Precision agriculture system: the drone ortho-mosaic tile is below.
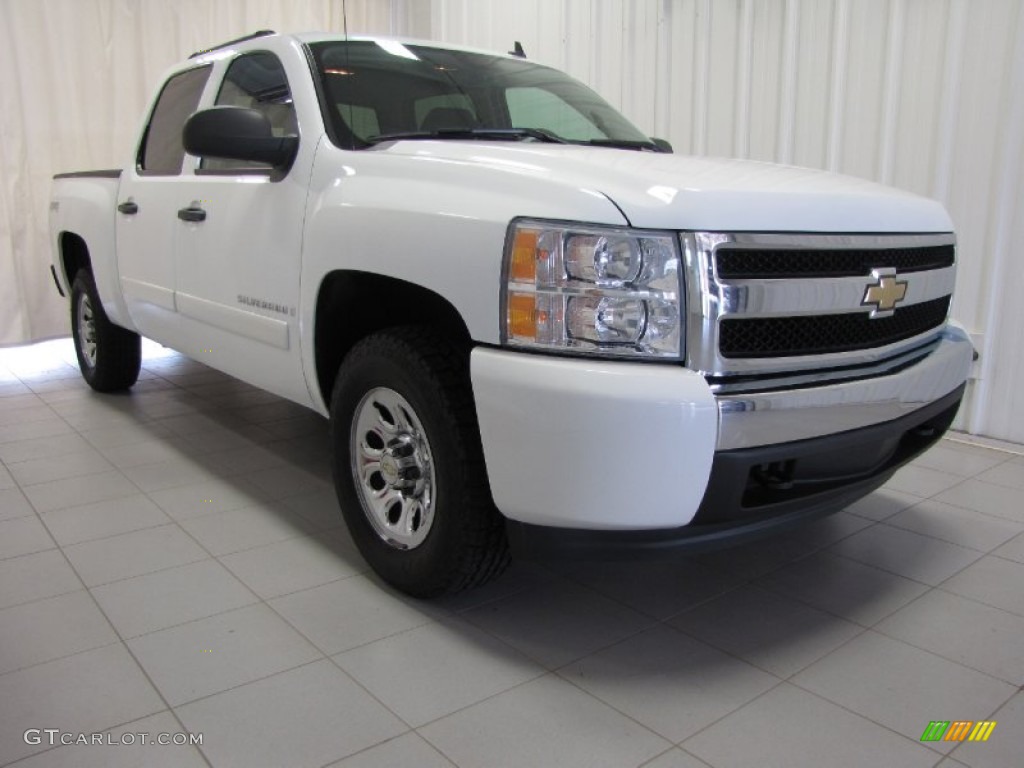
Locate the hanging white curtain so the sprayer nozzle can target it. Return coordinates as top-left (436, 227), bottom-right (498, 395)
top-left (0, 0), bottom-right (420, 347)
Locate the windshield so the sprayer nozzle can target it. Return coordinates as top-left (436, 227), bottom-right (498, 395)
top-left (308, 40), bottom-right (654, 149)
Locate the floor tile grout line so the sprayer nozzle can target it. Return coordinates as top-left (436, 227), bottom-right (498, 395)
top-left (751, 547), bottom-right (962, 632)
top-left (991, 549), bottom-right (1024, 565)
top-left (667, 594), bottom-right (876, 683)
top-left (942, 686), bottom-right (1021, 765)
top-left (782, 669), bottom-right (970, 759)
top-left (881, 499), bottom-right (1024, 552)
top-left (75, 526), bottom-right (320, 768)
top-left (869, 601), bottom-right (1024, 688)
top-left (0, 635), bottom-right (124, 679)
top-left (95, 586), bottom-right (265, 643)
top-left (670, 677), bottom-right (791, 753)
top-left (5, 453), bottom-right (120, 489)
top-left (822, 531), bottom-right (985, 589)
top-left (933, 575), bottom-right (1024, 621)
top-left (546, 629), bottom-right (788, 746)
top-left (900, 485), bottom-right (1024, 526)
top-left (8, 505), bottom-right (217, 768)
top-left (314, 731), bottom-right (451, 768)
top-left (327, 629), bottom-right (543, 738)
top-left (637, 744), bottom-right (710, 768)
top-left (263, 576), bottom-right (441, 658)
top-left (861, 601), bottom-right (1021, 687)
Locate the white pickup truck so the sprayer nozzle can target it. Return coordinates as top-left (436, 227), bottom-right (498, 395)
top-left (50, 31), bottom-right (973, 596)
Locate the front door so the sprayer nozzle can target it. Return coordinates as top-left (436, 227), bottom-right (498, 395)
top-left (171, 51), bottom-right (309, 404)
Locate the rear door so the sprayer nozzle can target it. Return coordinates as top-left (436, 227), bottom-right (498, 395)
top-left (116, 65), bottom-right (211, 339)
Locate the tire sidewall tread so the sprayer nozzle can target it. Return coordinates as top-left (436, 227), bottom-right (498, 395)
top-left (70, 270), bottom-right (141, 392)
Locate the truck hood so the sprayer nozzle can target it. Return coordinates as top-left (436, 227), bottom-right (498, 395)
top-left (375, 140), bottom-right (953, 232)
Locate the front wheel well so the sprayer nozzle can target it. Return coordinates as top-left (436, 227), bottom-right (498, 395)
top-left (314, 271), bottom-right (472, 409)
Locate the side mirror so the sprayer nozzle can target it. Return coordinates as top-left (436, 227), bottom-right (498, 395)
top-left (651, 137), bottom-right (673, 154)
top-left (183, 106), bottom-right (298, 169)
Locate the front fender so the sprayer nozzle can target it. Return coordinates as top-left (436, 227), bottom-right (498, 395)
top-left (299, 141), bottom-right (629, 347)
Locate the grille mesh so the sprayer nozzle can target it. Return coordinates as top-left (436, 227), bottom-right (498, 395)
top-left (715, 245), bottom-right (954, 280)
top-left (719, 297), bottom-right (950, 358)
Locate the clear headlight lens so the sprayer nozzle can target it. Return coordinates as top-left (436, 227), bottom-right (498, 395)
top-left (502, 220), bottom-right (682, 359)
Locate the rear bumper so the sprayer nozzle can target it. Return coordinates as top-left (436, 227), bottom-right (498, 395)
top-left (506, 383), bottom-right (964, 559)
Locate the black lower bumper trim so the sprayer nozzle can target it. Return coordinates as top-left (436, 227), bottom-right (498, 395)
top-left (507, 385), bottom-right (965, 560)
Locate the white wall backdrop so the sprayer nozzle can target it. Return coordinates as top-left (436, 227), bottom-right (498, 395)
top-left (430, 0), bottom-right (1024, 443)
top-left (1, 0), bottom-right (1021, 441)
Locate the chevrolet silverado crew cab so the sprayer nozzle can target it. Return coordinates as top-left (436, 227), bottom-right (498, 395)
top-left (49, 31), bottom-right (974, 596)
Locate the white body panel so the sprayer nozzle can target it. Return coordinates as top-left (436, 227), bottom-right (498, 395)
top-left (471, 348), bottom-right (718, 529)
top-left (299, 139), bottom-right (627, 373)
top-left (49, 176), bottom-right (136, 330)
top-left (351, 141), bottom-right (954, 233)
top-left (117, 173), bottom-right (185, 339)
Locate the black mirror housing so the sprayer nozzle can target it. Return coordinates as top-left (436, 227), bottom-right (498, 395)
top-left (651, 137), bottom-right (673, 154)
top-left (183, 106), bottom-right (298, 169)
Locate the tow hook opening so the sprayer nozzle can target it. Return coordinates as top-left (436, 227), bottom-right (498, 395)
top-left (752, 460), bottom-right (796, 491)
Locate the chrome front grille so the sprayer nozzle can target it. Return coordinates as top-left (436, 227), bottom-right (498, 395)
top-left (682, 232), bottom-right (956, 377)
top-left (719, 296), bottom-right (951, 358)
top-left (714, 244), bottom-right (955, 280)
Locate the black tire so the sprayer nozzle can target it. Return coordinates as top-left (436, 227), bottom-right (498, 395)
top-left (70, 270), bottom-right (141, 392)
top-left (330, 327), bottom-right (509, 597)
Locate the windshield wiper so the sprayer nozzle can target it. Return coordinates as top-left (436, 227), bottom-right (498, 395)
top-left (585, 138), bottom-right (663, 152)
top-left (365, 127), bottom-right (568, 145)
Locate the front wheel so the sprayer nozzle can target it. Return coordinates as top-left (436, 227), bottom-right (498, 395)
top-left (70, 270), bottom-right (141, 392)
top-left (330, 327), bottom-right (509, 597)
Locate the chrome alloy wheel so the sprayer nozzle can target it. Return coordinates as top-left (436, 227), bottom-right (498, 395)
top-left (76, 292), bottom-right (98, 369)
top-left (351, 387), bottom-right (437, 550)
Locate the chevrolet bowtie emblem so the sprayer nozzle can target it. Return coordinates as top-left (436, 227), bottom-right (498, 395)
top-left (862, 271), bottom-right (908, 317)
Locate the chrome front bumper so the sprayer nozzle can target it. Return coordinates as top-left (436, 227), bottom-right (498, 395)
top-left (714, 323), bottom-right (974, 451)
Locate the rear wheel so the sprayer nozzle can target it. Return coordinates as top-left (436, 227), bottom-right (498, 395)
top-left (70, 270), bottom-right (141, 392)
top-left (330, 327), bottom-right (509, 597)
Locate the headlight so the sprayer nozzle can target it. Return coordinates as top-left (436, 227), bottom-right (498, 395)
top-left (502, 219), bottom-right (682, 359)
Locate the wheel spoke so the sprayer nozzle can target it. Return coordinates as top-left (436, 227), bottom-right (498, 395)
top-left (392, 404), bottom-right (418, 437)
top-left (370, 488), bottom-right (402, 527)
top-left (356, 456), bottom-right (381, 486)
top-left (401, 497), bottom-right (428, 536)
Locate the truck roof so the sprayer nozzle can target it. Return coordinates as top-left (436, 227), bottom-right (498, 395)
top-left (188, 30), bottom-right (528, 65)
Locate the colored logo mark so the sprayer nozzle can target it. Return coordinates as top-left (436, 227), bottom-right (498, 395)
top-left (921, 720), bottom-right (997, 742)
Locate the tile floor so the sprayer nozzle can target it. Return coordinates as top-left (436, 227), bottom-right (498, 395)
top-left (1, 338), bottom-right (1022, 768)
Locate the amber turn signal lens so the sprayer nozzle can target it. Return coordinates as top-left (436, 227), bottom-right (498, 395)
top-left (507, 293), bottom-right (537, 339)
top-left (509, 230), bottom-right (539, 282)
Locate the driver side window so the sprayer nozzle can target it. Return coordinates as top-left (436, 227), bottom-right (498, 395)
top-left (203, 52), bottom-right (297, 171)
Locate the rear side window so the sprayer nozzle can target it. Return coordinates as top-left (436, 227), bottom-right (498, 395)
top-left (139, 66), bottom-right (211, 174)
top-left (204, 52), bottom-right (297, 171)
